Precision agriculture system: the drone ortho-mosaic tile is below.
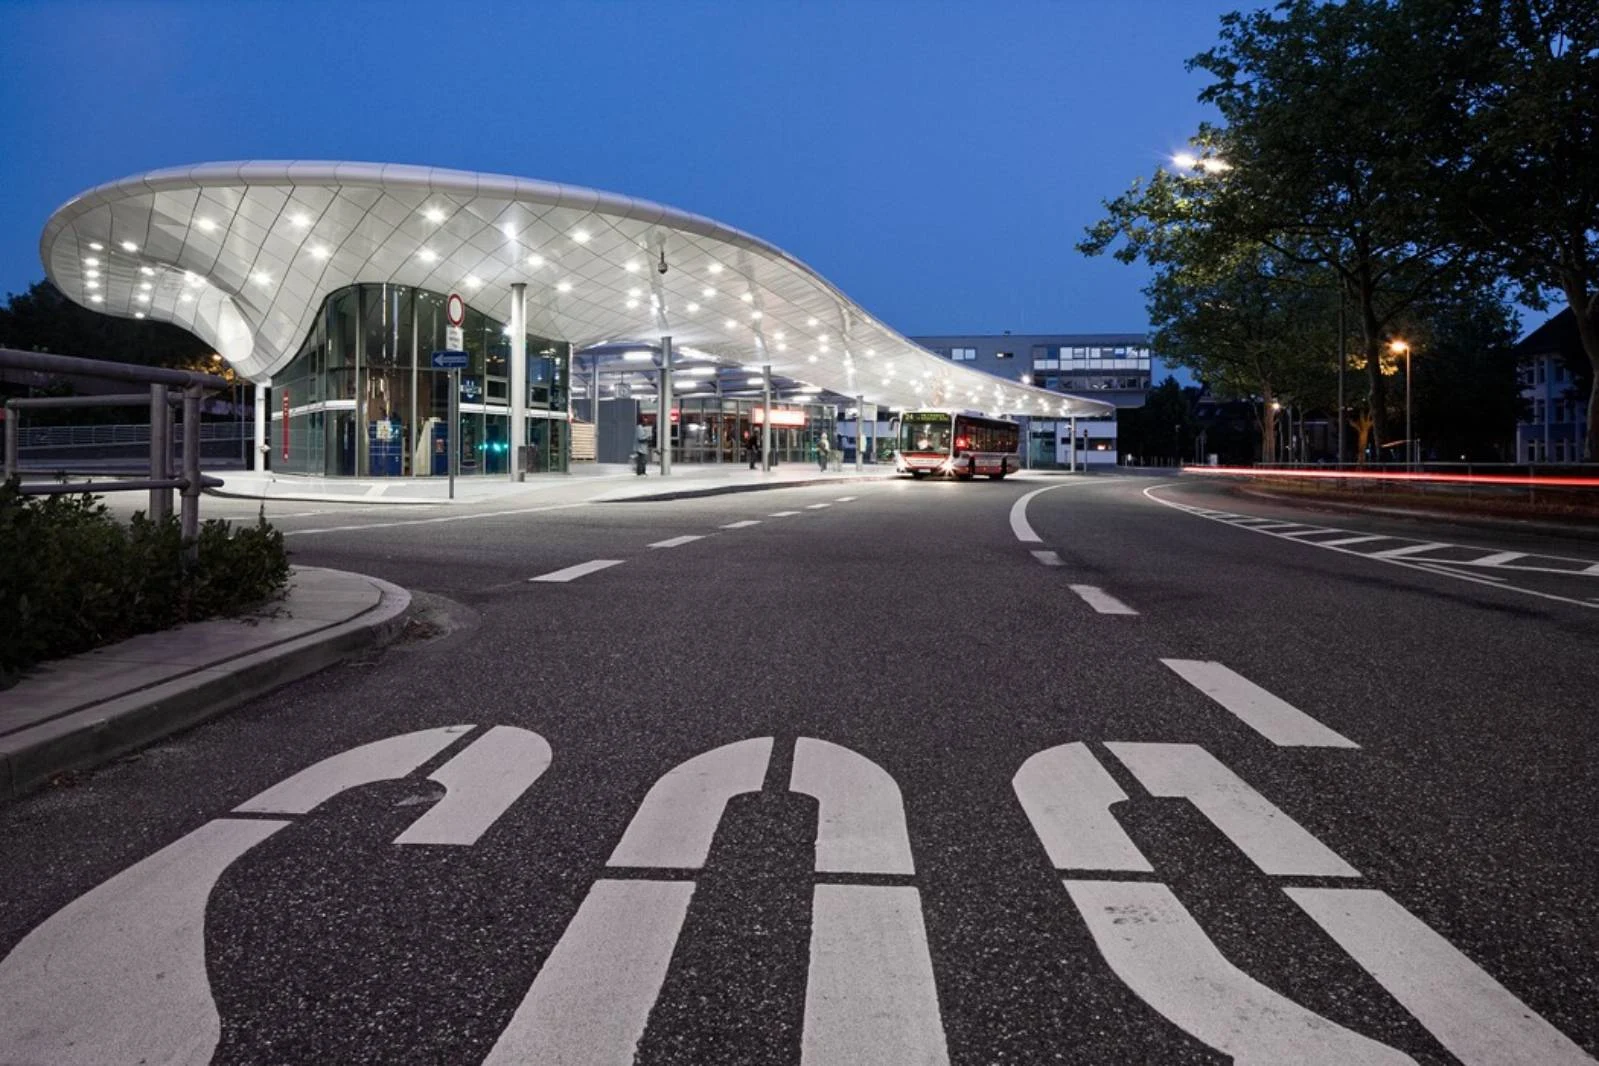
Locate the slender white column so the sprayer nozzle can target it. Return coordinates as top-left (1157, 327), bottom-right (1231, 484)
top-left (510, 282), bottom-right (527, 480)
top-left (660, 336), bottom-right (673, 476)
top-left (762, 364), bottom-right (773, 472)
top-left (253, 383), bottom-right (267, 472)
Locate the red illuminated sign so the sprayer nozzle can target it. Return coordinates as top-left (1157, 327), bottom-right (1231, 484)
top-left (280, 390), bottom-right (289, 460)
top-left (751, 408), bottom-right (807, 427)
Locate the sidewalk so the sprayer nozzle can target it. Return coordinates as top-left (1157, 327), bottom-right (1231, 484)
top-left (0, 567), bottom-right (410, 801)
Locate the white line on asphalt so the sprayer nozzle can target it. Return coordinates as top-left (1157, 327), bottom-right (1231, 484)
top-left (790, 737), bottom-right (916, 875)
top-left (1313, 534), bottom-right (1390, 547)
top-left (1418, 563), bottom-right (1509, 584)
top-left (802, 885), bottom-right (951, 1066)
top-left (235, 725), bottom-right (474, 814)
top-left (835, 495), bottom-right (858, 502)
top-left (609, 738), bottom-right (773, 869)
top-left (1370, 541), bottom-right (1449, 559)
top-left (530, 559), bottom-right (625, 582)
top-left (1248, 521), bottom-right (1314, 531)
top-left (1161, 659), bottom-right (1358, 748)
top-left (1008, 480), bottom-right (1103, 543)
top-left (0, 818), bottom-right (288, 1066)
top-left (393, 727), bottom-right (552, 846)
top-left (482, 879), bottom-right (695, 1066)
top-left (1013, 743), bottom-right (1153, 872)
top-left (1031, 550), bottom-right (1064, 566)
top-left (769, 510), bottom-right (802, 517)
top-left (807, 502), bottom-right (832, 509)
top-left (1286, 887), bottom-right (1593, 1065)
top-left (721, 520), bottom-right (761, 528)
top-left (648, 534), bottom-right (705, 548)
top-left (1278, 527), bottom-right (1338, 537)
top-left (1069, 584), bottom-right (1138, 615)
top-left (1105, 742), bottom-right (1361, 877)
top-left (284, 500), bottom-right (590, 536)
top-left (1469, 551), bottom-right (1525, 566)
top-left (1065, 880), bottom-right (1416, 1065)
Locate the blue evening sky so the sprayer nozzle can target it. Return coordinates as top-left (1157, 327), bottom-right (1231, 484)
top-left (0, 0), bottom-right (1241, 378)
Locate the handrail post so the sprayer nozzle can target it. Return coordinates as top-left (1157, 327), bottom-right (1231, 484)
top-left (3, 400), bottom-right (17, 482)
top-left (180, 385), bottom-right (201, 562)
top-left (149, 385), bottom-right (171, 521)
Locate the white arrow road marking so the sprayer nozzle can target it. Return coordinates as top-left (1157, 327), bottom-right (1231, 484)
top-left (1286, 888), bottom-right (1596, 1065)
top-left (1013, 743), bottom-right (1153, 872)
top-left (1031, 550), bottom-right (1064, 566)
top-left (802, 885), bottom-right (951, 1066)
top-left (1066, 880), bottom-right (1416, 1065)
top-left (1161, 660), bottom-right (1358, 748)
top-left (530, 560), bottom-right (625, 582)
top-left (482, 879), bottom-right (695, 1066)
top-left (648, 535), bottom-right (705, 548)
top-left (607, 738), bottom-right (773, 869)
top-left (235, 724), bottom-right (474, 813)
top-left (1069, 584), bottom-right (1138, 615)
top-left (721, 520), bottom-right (761, 528)
top-left (790, 737), bottom-right (916, 875)
top-left (393, 726), bottom-right (552, 846)
top-left (0, 818), bottom-right (287, 1066)
top-left (1105, 743), bottom-right (1360, 878)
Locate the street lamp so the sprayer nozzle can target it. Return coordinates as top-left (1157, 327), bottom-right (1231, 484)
top-left (1390, 340), bottom-right (1412, 469)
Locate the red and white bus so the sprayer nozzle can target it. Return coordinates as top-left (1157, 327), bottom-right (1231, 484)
top-left (894, 410), bottom-right (1021, 479)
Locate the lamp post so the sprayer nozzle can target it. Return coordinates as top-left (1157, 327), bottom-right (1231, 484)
top-left (1390, 340), bottom-right (1412, 470)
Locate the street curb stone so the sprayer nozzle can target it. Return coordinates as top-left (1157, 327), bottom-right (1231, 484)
top-left (0, 569), bottom-right (411, 802)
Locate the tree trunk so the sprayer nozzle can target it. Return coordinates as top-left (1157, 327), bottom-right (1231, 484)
top-left (1260, 387), bottom-right (1278, 463)
top-left (1559, 275), bottom-right (1599, 462)
top-left (1358, 272), bottom-right (1388, 460)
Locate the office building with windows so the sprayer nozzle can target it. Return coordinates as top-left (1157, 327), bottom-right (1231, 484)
top-left (1513, 309), bottom-right (1592, 464)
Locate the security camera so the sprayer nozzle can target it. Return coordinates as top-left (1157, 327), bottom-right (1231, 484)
top-left (657, 250), bottom-right (669, 275)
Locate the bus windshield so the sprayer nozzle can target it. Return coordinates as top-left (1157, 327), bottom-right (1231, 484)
top-left (899, 414), bottom-right (952, 453)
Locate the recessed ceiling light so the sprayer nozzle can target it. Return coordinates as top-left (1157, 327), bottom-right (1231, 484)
top-left (180, 293), bottom-right (193, 303)
top-left (557, 281), bottom-right (572, 293)
top-left (140, 266), bottom-right (155, 276)
top-left (806, 316), bottom-right (818, 327)
top-left (527, 254), bottom-right (545, 268)
top-left (809, 354), bottom-right (818, 363)
top-left (121, 241), bottom-right (138, 252)
top-left (309, 245), bottom-right (330, 260)
top-left (418, 249), bottom-right (438, 263)
top-left (774, 331), bottom-right (785, 340)
top-left (88, 242), bottom-right (103, 251)
top-left (84, 257), bottom-right (99, 268)
top-left (740, 292), bottom-right (753, 303)
top-left (84, 269), bottom-right (100, 279)
top-left (252, 271), bottom-right (271, 285)
top-left (724, 319), bottom-right (737, 329)
top-left (686, 302), bottom-right (700, 313)
top-left (85, 280), bottom-right (99, 290)
top-left (90, 294), bottom-right (104, 304)
top-left (196, 218), bottom-right (217, 233)
top-left (709, 263), bottom-right (723, 274)
top-left (423, 207), bottom-right (445, 223)
top-left (867, 348), bottom-right (876, 356)
top-left (136, 293), bottom-right (151, 303)
top-left (501, 222), bottom-right (517, 240)
top-left (750, 310), bottom-right (762, 320)
top-left (572, 230), bottom-right (591, 244)
top-left (289, 213), bottom-right (310, 228)
top-left (626, 299), bottom-right (639, 309)
top-left (628, 287), bottom-right (641, 298)
top-left (134, 311), bottom-right (145, 319)
top-left (818, 333), bottom-right (828, 342)
top-left (777, 342), bottom-right (788, 352)
top-left (184, 271), bottom-right (203, 286)
top-left (139, 282), bottom-right (152, 291)
top-left (625, 260), bottom-right (640, 273)
top-left (464, 275), bottom-right (482, 288)
top-left (702, 287), bottom-right (715, 298)
top-left (746, 376), bottom-right (763, 385)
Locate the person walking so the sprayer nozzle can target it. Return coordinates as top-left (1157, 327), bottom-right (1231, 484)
top-left (746, 429), bottom-right (761, 470)
top-left (816, 434), bottom-right (830, 472)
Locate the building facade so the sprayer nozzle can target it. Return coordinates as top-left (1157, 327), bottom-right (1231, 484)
top-left (910, 333), bottom-right (1152, 466)
top-left (1513, 310), bottom-right (1591, 464)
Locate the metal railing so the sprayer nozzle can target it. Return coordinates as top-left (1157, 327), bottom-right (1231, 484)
top-left (2, 349), bottom-right (231, 561)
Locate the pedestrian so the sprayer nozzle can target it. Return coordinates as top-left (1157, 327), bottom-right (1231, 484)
top-left (746, 429), bottom-right (761, 469)
top-left (817, 434), bottom-right (830, 472)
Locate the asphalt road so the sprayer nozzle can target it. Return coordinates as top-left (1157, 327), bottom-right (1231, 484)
top-left (2, 472), bottom-right (1595, 1065)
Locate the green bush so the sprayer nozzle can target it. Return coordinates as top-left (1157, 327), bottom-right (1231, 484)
top-left (0, 479), bottom-right (290, 687)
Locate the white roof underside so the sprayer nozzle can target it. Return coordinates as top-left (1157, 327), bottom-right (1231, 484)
top-left (40, 161), bottom-right (1114, 417)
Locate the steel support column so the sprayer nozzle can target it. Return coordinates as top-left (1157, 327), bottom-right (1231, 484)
top-left (761, 364), bottom-right (772, 473)
top-left (510, 282), bottom-right (527, 480)
top-left (150, 385), bottom-right (172, 520)
top-left (253, 385), bottom-right (267, 473)
top-left (660, 336), bottom-right (673, 476)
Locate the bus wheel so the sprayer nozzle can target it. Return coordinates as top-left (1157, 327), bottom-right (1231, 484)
top-left (989, 472), bottom-right (1005, 480)
top-left (910, 470), bottom-right (927, 479)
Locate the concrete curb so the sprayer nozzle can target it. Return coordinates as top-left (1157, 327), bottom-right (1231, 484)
top-left (0, 570), bottom-right (412, 802)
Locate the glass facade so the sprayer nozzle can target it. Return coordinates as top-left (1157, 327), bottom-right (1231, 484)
top-left (271, 284), bottom-right (570, 476)
top-left (640, 396), bottom-right (834, 466)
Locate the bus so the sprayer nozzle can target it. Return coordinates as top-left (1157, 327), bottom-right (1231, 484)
top-left (894, 410), bottom-right (1020, 479)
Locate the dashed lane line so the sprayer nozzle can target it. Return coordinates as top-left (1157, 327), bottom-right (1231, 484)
top-left (721, 520), bottom-right (761, 529)
top-left (529, 559), bottom-right (625, 583)
top-left (1069, 584), bottom-right (1138, 615)
top-left (1008, 480), bottom-right (1105, 543)
top-left (1031, 550), bottom-right (1064, 566)
top-left (835, 495), bottom-right (858, 502)
top-left (648, 535), bottom-right (706, 549)
top-left (1161, 659), bottom-right (1358, 748)
top-left (806, 503), bottom-right (832, 510)
top-left (769, 510), bottom-right (802, 517)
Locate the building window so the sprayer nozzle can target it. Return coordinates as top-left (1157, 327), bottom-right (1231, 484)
top-left (952, 347), bottom-right (977, 362)
top-left (996, 351), bottom-right (1014, 359)
top-left (1536, 361), bottom-right (1545, 384)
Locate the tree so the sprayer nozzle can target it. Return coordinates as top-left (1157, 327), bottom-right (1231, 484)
top-left (1446, 0), bottom-right (1599, 458)
top-left (0, 280), bottom-right (209, 370)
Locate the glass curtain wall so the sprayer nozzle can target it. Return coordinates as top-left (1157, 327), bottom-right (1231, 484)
top-left (273, 283), bottom-right (570, 476)
top-left (656, 396), bottom-right (832, 465)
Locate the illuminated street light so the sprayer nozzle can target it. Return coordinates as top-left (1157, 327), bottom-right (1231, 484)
top-left (1390, 339), bottom-right (1413, 469)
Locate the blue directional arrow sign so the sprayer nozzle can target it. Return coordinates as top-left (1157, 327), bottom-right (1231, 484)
top-left (430, 350), bottom-right (469, 369)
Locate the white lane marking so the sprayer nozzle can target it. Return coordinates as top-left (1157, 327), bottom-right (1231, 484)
top-left (393, 727), bottom-right (551, 846)
top-left (1469, 551), bottom-right (1525, 566)
top-left (835, 495), bottom-right (858, 502)
top-left (285, 500), bottom-right (589, 536)
top-left (1161, 660), bottom-right (1357, 748)
top-left (802, 885), bottom-right (951, 1066)
top-left (530, 559), bottom-right (625, 582)
top-left (608, 738), bottom-right (773, 869)
top-left (648, 534), bottom-right (705, 548)
top-left (1418, 563), bottom-right (1509, 584)
top-left (1287, 887), bottom-right (1594, 1066)
top-left (1370, 541), bottom-right (1449, 559)
top-left (1314, 534), bottom-right (1390, 547)
top-left (769, 510), bottom-right (802, 517)
top-left (1066, 880), bottom-right (1416, 1065)
top-left (1143, 485), bottom-right (1599, 611)
top-left (1105, 742), bottom-right (1360, 877)
top-left (0, 818), bottom-right (287, 1066)
top-left (790, 737), bottom-right (916, 875)
top-left (1008, 480), bottom-right (1103, 543)
top-left (1031, 550), bottom-right (1064, 566)
top-left (482, 879), bottom-right (695, 1066)
top-left (1013, 743), bottom-right (1153, 872)
top-left (1249, 522), bottom-right (1315, 531)
top-left (721, 519), bottom-right (761, 528)
top-left (1069, 584), bottom-right (1138, 615)
top-left (235, 725), bottom-right (473, 813)
top-left (1279, 527), bottom-right (1338, 537)
top-left (806, 502), bottom-right (832, 509)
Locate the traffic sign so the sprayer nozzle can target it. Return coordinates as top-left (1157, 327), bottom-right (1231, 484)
top-left (446, 324), bottom-right (464, 351)
top-left (431, 350), bottom-right (469, 369)
top-left (445, 293), bottom-right (465, 327)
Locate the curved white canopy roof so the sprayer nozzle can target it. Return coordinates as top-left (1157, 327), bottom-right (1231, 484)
top-left (41, 161), bottom-right (1114, 418)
